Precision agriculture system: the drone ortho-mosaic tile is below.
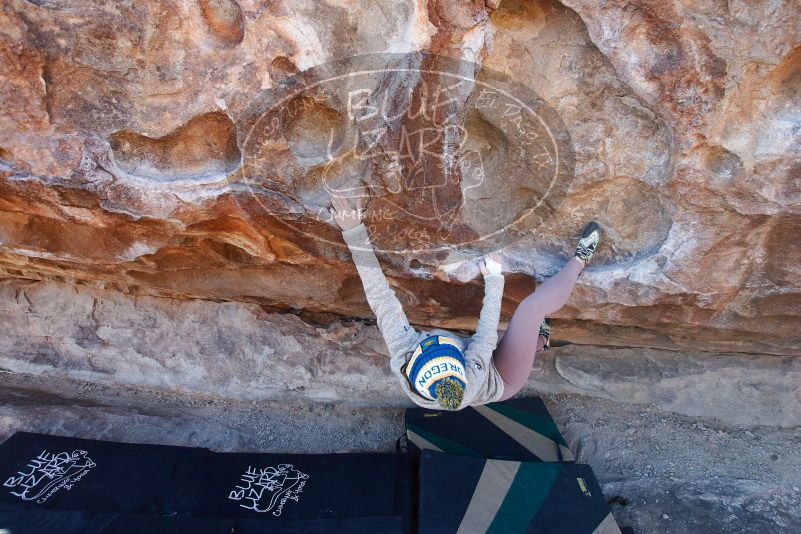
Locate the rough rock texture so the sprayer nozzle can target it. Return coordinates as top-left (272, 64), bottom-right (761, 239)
top-left (3, 278), bottom-right (798, 427)
top-left (525, 344), bottom-right (801, 428)
top-left (0, 0), bottom-right (799, 356)
top-left (0, 278), bottom-right (394, 405)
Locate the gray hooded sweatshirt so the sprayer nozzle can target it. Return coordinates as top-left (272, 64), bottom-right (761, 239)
top-left (342, 223), bottom-right (506, 409)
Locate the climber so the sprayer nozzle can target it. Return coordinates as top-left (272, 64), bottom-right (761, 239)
top-left (329, 192), bottom-right (601, 410)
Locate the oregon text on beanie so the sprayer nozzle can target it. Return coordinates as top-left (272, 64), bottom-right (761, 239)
top-left (405, 335), bottom-right (467, 403)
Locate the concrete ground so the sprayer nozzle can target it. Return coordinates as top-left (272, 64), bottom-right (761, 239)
top-left (0, 372), bottom-right (799, 533)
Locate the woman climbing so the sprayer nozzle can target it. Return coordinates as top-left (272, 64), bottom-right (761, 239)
top-left (329, 192), bottom-right (600, 410)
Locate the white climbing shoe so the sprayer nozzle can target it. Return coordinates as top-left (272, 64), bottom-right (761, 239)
top-left (574, 222), bottom-right (601, 264)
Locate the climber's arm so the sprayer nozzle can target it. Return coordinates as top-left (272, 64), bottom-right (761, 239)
top-left (467, 256), bottom-right (505, 359)
top-left (341, 223), bottom-right (420, 363)
top-left (328, 193), bottom-right (419, 365)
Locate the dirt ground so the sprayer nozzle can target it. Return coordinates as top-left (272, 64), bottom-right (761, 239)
top-left (0, 372), bottom-right (799, 533)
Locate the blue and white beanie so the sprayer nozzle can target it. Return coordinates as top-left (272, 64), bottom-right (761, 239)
top-left (405, 335), bottom-right (467, 404)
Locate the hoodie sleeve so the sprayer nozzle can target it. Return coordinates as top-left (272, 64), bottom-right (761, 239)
top-left (341, 223), bottom-right (420, 370)
top-left (466, 273), bottom-right (505, 363)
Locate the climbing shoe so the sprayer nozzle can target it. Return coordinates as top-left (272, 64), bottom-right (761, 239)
top-left (574, 221), bottom-right (601, 264)
top-left (539, 319), bottom-right (551, 351)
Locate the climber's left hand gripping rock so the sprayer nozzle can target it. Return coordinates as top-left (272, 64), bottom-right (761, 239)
top-left (329, 193), bottom-right (364, 232)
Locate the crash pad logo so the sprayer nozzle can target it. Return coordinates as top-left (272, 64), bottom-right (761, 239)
top-left (237, 53), bottom-right (575, 256)
top-left (3, 450), bottom-right (96, 504)
top-left (228, 464), bottom-right (309, 516)
top-left (577, 477), bottom-right (592, 498)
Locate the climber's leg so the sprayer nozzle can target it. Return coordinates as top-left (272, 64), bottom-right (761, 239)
top-left (493, 222), bottom-right (601, 400)
top-left (493, 258), bottom-right (583, 400)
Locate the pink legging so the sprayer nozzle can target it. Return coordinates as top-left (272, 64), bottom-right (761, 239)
top-left (494, 257), bottom-right (584, 400)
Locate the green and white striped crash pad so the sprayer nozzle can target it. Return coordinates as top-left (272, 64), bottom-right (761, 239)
top-left (405, 397), bottom-right (574, 462)
top-left (418, 450), bottom-right (620, 534)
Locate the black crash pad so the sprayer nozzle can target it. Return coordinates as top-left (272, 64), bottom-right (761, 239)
top-left (0, 432), bottom-right (205, 514)
top-left (169, 451), bottom-right (403, 521)
top-left (0, 432), bottom-right (408, 533)
top-left (418, 450), bottom-right (621, 534)
top-left (0, 510), bottom-right (404, 534)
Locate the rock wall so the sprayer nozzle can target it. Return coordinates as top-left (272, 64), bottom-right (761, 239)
top-left (0, 0), bottom-right (799, 361)
top-left (2, 278), bottom-right (799, 427)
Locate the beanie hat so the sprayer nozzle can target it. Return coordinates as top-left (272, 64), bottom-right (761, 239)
top-left (405, 335), bottom-right (467, 410)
